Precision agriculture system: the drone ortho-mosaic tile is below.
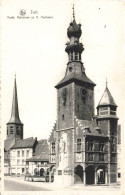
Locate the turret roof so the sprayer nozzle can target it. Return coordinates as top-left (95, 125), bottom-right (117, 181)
top-left (98, 87), bottom-right (117, 107)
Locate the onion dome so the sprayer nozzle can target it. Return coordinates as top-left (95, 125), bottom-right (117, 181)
top-left (67, 19), bottom-right (82, 38)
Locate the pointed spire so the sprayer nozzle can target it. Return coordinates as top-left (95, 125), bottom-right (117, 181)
top-left (8, 76), bottom-right (22, 124)
top-left (98, 85), bottom-right (117, 107)
top-left (72, 4), bottom-right (75, 19)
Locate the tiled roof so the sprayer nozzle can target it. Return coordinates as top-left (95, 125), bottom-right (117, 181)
top-left (76, 118), bottom-right (108, 138)
top-left (26, 139), bottom-right (49, 162)
top-left (4, 138), bottom-right (15, 151)
top-left (55, 71), bottom-right (95, 88)
top-left (11, 137), bottom-right (36, 149)
top-left (98, 87), bottom-right (117, 107)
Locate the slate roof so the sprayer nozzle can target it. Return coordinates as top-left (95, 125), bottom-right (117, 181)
top-left (55, 71), bottom-right (95, 88)
top-left (7, 77), bottom-right (22, 124)
top-left (26, 139), bottom-right (49, 162)
top-left (98, 87), bottom-right (117, 107)
top-left (4, 138), bottom-right (15, 151)
top-left (11, 137), bottom-right (36, 149)
top-left (76, 119), bottom-right (108, 138)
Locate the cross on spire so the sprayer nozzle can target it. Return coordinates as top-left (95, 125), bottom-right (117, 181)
top-left (72, 4), bottom-right (75, 19)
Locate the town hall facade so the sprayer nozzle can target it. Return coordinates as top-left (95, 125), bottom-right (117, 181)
top-left (53, 9), bottom-right (118, 185)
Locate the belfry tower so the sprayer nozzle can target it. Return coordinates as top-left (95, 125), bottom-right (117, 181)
top-left (54, 6), bottom-right (96, 185)
top-left (55, 6), bottom-right (95, 129)
top-left (6, 76), bottom-right (23, 140)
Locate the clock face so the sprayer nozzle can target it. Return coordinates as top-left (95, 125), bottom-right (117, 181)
top-left (62, 88), bottom-right (68, 98)
top-left (81, 88), bottom-right (87, 96)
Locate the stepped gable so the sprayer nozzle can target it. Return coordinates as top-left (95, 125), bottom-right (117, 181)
top-left (26, 139), bottom-right (49, 162)
top-left (48, 122), bottom-right (56, 142)
top-left (75, 118), bottom-right (108, 137)
top-left (11, 137), bottom-right (36, 149)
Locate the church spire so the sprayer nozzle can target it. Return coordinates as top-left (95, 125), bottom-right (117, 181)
top-left (8, 76), bottom-right (22, 124)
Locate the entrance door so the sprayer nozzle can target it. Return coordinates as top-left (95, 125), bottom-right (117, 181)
top-left (86, 166), bottom-right (94, 184)
top-left (40, 168), bottom-right (44, 176)
top-left (74, 165), bottom-right (83, 183)
top-left (97, 167), bottom-right (105, 184)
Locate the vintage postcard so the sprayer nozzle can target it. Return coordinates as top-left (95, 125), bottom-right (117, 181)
top-left (0, 0), bottom-right (125, 194)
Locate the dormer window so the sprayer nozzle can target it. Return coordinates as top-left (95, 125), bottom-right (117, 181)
top-left (95, 127), bottom-right (102, 134)
top-left (84, 126), bottom-right (91, 133)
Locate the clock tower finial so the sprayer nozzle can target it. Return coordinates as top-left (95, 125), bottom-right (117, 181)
top-left (72, 4), bottom-right (75, 19)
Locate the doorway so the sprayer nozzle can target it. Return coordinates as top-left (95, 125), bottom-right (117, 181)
top-left (74, 165), bottom-right (83, 183)
top-left (86, 165), bottom-right (95, 184)
top-left (97, 166), bottom-right (105, 184)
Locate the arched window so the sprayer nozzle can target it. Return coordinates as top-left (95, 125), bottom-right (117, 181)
top-left (40, 168), bottom-right (44, 176)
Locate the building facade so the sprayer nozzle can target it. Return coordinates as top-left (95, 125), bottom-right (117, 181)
top-left (4, 77), bottom-right (24, 175)
top-left (53, 10), bottom-right (119, 185)
top-left (10, 137), bottom-right (37, 175)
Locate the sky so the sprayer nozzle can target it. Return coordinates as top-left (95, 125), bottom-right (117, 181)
top-left (1, 0), bottom-right (125, 140)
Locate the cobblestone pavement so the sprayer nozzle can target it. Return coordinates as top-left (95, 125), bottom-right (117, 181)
top-left (4, 176), bottom-right (121, 192)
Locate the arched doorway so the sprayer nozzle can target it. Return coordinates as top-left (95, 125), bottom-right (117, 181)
top-left (86, 165), bottom-right (95, 184)
top-left (96, 166), bottom-right (105, 184)
top-left (74, 165), bottom-right (83, 183)
top-left (40, 168), bottom-right (44, 176)
top-left (34, 168), bottom-right (39, 176)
